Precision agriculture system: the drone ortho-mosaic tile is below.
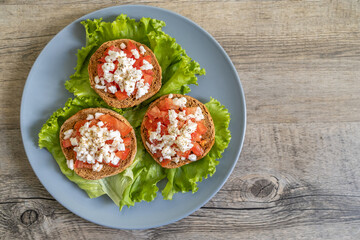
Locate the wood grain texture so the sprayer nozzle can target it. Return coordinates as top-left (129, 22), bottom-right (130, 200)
top-left (1, 0), bottom-right (360, 239)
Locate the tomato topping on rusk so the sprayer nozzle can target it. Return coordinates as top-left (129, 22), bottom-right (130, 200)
top-left (141, 94), bottom-right (215, 168)
top-left (59, 108), bottom-right (136, 180)
top-left (88, 39), bottom-right (161, 108)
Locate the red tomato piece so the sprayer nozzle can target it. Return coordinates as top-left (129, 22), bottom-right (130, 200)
top-left (122, 49), bottom-right (132, 58)
top-left (110, 60), bottom-right (119, 74)
top-left (97, 63), bottom-right (104, 78)
top-left (191, 132), bottom-right (202, 142)
top-left (98, 56), bottom-right (106, 63)
top-left (127, 41), bottom-right (137, 51)
top-left (191, 142), bottom-right (204, 156)
top-left (99, 114), bottom-right (131, 136)
top-left (142, 55), bottom-right (152, 63)
top-left (161, 159), bottom-right (171, 167)
top-left (89, 119), bottom-right (98, 128)
top-left (123, 137), bottom-right (131, 146)
top-left (177, 150), bottom-right (191, 159)
top-left (115, 90), bottom-right (129, 100)
top-left (62, 139), bottom-right (72, 148)
top-left (115, 148), bottom-right (130, 160)
top-left (105, 140), bottom-right (113, 145)
top-left (158, 98), bottom-right (177, 111)
top-left (142, 69), bottom-right (154, 75)
top-left (184, 107), bottom-right (197, 115)
top-left (105, 46), bottom-right (121, 55)
top-left (144, 119), bottom-right (157, 131)
top-left (196, 121), bottom-right (207, 135)
top-left (143, 74), bottom-right (153, 85)
top-left (147, 106), bottom-right (161, 121)
top-left (108, 162), bottom-right (120, 168)
top-left (74, 119), bottom-right (88, 135)
top-left (178, 120), bottom-right (185, 129)
top-left (133, 58), bottom-right (142, 69)
top-left (74, 160), bottom-right (92, 169)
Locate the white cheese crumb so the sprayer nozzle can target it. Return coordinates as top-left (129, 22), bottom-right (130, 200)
top-left (94, 76), bottom-right (100, 84)
top-left (86, 114), bottom-right (94, 120)
top-left (120, 43), bottom-right (126, 49)
top-left (140, 60), bottom-right (153, 70)
top-left (108, 85), bottom-right (117, 94)
top-left (92, 162), bottom-right (103, 172)
top-left (95, 85), bottom-right (106, 89)
top-left (67, 159), bottom-right (74, 170)
top-left (168, 94), bottom-right (173, 99)
top-left (64, 129), bottom-right (73, 140)
top-left (188, 154), bottom-right (197, 161)
top-left (172, 97), bottom-right (187, 108)
top-left (194, 107), bottom-right (205, 121)
top-left (70, 137), bottom-right (78, 146)
top-left (131, 49), bottom-right (140, 59)
top-left (139, 45), bottom-right (146, 55)
top-left (95, 113), bottom-right (104, 119)
top-left (97, 121), bottom-right (104, 127)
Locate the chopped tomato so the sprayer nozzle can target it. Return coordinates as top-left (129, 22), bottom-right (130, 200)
top-left (62, 139), bottom-right (72, 148)
top-left (196, 121), bottom-right (207, 135)
top-left (89, 119), bottom-right (98, 128)
top-left (142, 55), bottom-right (152, 63)
top-left (184, 107), bottom-right (197, 115)
top-left (127, 40), bottom-right (137, 51)
top-left (133, 58), bottom-right (142, 69)
top-left (74, 119), bottom-right (87, 135)
top-left (110, 60), bottom-right (119, 74)
top-left (99, 114), bottom-right (131, 136)
top-left (97, 63), bottom-right (104, 78)
top-left (105, 81), bottom-right (117, 91)
top-left (142, 69), bottom-right (154, 75)
top-left (144, 118), bottom-right (156, 131)
top-left (116, 121), bottom-right (132, 137)
top-left (147, 106), bottom-right (161, 120)
top-left (161, 159), bottom-right (171, 167)
top-left (115, 90), bottom-right (129, 100)
top-left (177, 150), bottom-right (191, 159)
top-left (105, 140), bottom-right (113, 145)
top-left (115, 148), bottom-right (130, 160)
top-left (158, 98), bottom-right (177, 111)
top-left (123, 137), bottom-right (131, 146)
top-left (178, 120), bottom-right (185, 129)
top-left (143, 74), bottom-right (153, 85)
top-left (122, 48), bottom-right (132, 58)
top-left (191, 132), bottom-right (202, 142)
top-left (105, 46), bottom-right (121, 55)
top-left (158, 111), bottom-right (170, 126)
top-left (191, 142), bottom-right (204, 156)
top-left (74, 160), bottom-right (92, 169)
top-left (108, 162), bottom-right (120, 168)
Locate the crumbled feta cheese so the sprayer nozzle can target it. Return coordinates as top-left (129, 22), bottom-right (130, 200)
top-left (168, 94), bottom-right (173, 99)
top-left (95, 85), bottom-right (106, 89)
top-left (94, 76), bottom-right (100, 84)
top-left (136, 80), bottom-right (150, 99)
top-left (108, 85), bottom-right (117, 94)
top-left (172, 97), bottom-right (187, 108)
top-left (139, 45), bottom-right (146, 55)
top-left (188, 154), bottom-right (197, 161)
top-left (102, 62), bottom-right (115, 72)
top-left (92, 162), bottom-right (103, 172)
top-left (64, 129), bottom-right (73, 140)
top-left (95, 113), bottom-right (104, 119)
top-left (162, 145), bottom-right (176, 159)
top-left (97, 121), bottom-right (104, 127)
top-left (70, 137), bottom-right (78, 146)
top-left (131, 49), bottom-right (140, 59)
top-left (86, 114), bottom-right (94, 120)
top-left (140, 60), bottom-right (153, 70)
top-left (194, 107), bottom-right (205, 121)
top-left (120, 43), bottom-right (126, 49)
top-left (67, 159), bottom-right (74, 170)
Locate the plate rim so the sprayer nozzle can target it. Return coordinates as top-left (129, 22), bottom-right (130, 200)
top-left (20, 4), bottom-right (246, 229)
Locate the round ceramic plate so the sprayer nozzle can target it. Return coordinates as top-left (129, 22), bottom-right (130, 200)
top-left (20, 5), bottom-right (246, 229)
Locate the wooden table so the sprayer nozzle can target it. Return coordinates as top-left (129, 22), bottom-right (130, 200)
top-left (1, 0), bottom-right (360, 239)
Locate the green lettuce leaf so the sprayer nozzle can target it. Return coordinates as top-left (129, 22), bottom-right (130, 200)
top-left (162, 98), bottom-right (231, 200)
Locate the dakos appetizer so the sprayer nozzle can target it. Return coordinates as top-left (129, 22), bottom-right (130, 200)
top-left (60, 108), bottom-right (136, 180)
top-left (88, 39), bottom-right (162, 108)
top-left (141, 94), bottom-right (215, 168)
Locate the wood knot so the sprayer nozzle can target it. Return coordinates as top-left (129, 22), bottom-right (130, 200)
top-left (240, 174), bottom-right (280, 202)
top-left (20, 210), bottom-right (38, 226)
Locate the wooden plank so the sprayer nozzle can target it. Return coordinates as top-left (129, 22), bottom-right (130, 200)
top-left (1, 0), bottom-right (360, 238)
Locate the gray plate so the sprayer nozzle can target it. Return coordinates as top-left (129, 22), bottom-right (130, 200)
top-left (20, 5), bottom-right (246, 229)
